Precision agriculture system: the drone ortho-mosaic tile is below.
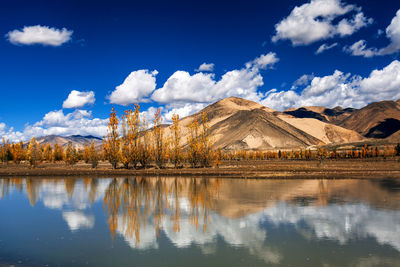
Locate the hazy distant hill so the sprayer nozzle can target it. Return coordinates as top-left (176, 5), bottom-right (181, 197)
top-left (35, 135), bottom-right (102, 149)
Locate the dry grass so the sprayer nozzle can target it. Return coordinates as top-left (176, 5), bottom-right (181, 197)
top-left (0, 158), bottom-right (399, 179)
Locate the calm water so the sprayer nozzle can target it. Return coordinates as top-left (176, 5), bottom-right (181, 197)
top-left (1, 177), bottom-right (400, 266)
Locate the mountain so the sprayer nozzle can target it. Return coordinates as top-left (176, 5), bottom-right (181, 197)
top-left (167, 97), bottom-right (362, 150)
top-left (339, 100), bottom-right (400, 138)
top-left (283, 106), bottom-right (356, 124)
top-left (35, 135), bottom-right (102, 149)
top-left (276, 115), bottom-right (364, 144)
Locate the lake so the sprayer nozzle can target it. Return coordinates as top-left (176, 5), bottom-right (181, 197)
top-left (1, 177), bottom-right (400, 266)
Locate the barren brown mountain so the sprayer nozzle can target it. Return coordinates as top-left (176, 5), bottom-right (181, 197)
top-left (339, 100), bottom-right (400, 138)
top-left (283, 106), bottom-right (356, 124)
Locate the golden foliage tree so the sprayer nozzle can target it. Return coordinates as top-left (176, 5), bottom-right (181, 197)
top-left (42, 143), bottom-right (53, 162)
top-left (26, 137), bottom-right (42, 167)
top-left (152, 108), bottom-right (167, 168)
top-left (199, 112), bottom-right (213, 167)
top-left (64, 141), bottom-right (78, 165)
top-left (170, 114), bottom-right (182, 168)
top-left (103, 108), bottom-right (120, 169)
top-left (89, 141), bottom-right (98, 168)
top-left (52, 143), bottom-right (64, 162)
top-left (11, 141), bottom-right (25, 164)
top-left (187, 120), bottom-right (200, 168)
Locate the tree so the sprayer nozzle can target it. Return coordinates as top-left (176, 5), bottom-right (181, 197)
top-left (53, 143), bottom-right (64, 162)
top-left (64, 141), bottom-right (78, 165)
top-left (152, 108), bottom-right (166, 168)
top-left (170, 114), bottom-right (182, 168)
top-left (89, 141), bottom-right (98, 168)
top-left (139, 118), bottom-right (152, 168)
top-left (199, 112), bottom-right (213, 167)
top-left (26, 137), bottom-right (42, 167)
top-left (103, 108), bottom-right (120, 169)
top-left (11, 141), bottom-right (25, 164)
top-left (0, 138), bottom-right (12, 164)
top-left (187, 120), bottom-right (200, 168)
top-left (42, 143), bottom-right (53, 162)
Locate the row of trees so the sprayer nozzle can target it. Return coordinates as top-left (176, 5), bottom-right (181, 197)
top-left (0, 137), bottom-right (99, 167)
top-left (103, 105), bottom-right (214, 169)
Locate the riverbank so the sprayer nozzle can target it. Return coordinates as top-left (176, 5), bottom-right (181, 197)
top-left (0, 159), bottom-right (399, 179)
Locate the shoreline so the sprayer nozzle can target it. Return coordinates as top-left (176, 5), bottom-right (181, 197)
top-left (1, 159), bottom-right (399, 179)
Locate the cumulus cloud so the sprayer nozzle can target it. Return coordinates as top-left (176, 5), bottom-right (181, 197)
top-left (6, 25), bottom-right (73, 46)
top-left (261, 60), bottom-right (400, 110)
top-left (346, 9), bottom-right (400, 57)
top-left (151, 53), bottom-right (278, 105)
top-left (315, 43), bottom-right (338, 54)
top-left (195, 62), bottom-right (215, 72)
top-left (344, 40), bottom-right (377, 58)
top-left (62, 211), bottom-right (95, 231)
top-left (62, 90), bottom-right (95, 109)
top-left (1, 109), bottom-right (108, 142)
top-left (109, 70), bottom-right (158, 105)
top-left (272, 0), bottom-right (372, 46)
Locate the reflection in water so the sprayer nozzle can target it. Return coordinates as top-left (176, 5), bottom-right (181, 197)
top-left (1, 177), bottom-right (400, 264)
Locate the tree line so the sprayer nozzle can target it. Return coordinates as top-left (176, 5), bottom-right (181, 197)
top-left (1, 105), bottom-right (400, 168)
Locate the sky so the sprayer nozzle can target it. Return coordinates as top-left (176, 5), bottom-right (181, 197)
top-left (1, 0), bottom-right (400, 141)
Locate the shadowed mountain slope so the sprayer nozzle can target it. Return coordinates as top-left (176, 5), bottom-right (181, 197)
top-left (339, 100), bottom-right (400, 138)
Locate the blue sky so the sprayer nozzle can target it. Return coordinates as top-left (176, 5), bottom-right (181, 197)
top-left (1, 0), bottom-right (400, 141)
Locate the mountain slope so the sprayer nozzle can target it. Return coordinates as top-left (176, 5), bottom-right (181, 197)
top-left (339, 100), bottom-right (400, 138)
top-left (277, 115), bottom-right (364, 144)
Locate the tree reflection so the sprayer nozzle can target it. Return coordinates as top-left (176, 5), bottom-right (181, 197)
top-left (100, 177), bottom-right (220, 245)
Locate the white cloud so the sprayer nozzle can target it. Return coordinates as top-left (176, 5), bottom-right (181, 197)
top-left (246, 52), bottom-right (279, 70)
top-left (109, 70), bottom-right (158, 105)
top-left (62, 211), bottom-right (95, 231)
top-left (346, 9), bottom-right (400, 57)
top-left (62, 90), bottom-right (95, 109)
top-left (315, 43), bottom-right (338, 54)
top-left (261, 60), bottom-right (400, 110)
top-left (6, 25), bottom-right (73, 46)
top-left (379, 9), bottom-right (400, 55)
top-left (336, 12), bottom-right (373, 37)
top-left (291, 74), bottom-right (315, 89)
top-left (344, 40), bottom-right (377, 58)
top-left (359, 60), bottom-right (400, 101)
top-left (195, 63), bottom-right (215, 72)
top-left (272, 0), bottom-right (371, 46)
top-left (151, 53), bottom-right (277, 105)
top-left (1, 109), bottom-right (108, 142)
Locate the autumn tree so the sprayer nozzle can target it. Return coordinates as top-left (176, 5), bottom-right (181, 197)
top-left (199, 112), bottom-right (213, 167)
top-left (0, 138), bottom-right (12, 164)
top-left (11, 141), bottom-right (25, 164)
top-left (103, 108), bottom-right (120, 169)
top-left (170, 114), bottom-right (182, 168)
top-left (187, 120), bottom-right (200, 168)
top-left (83, 143), bottom-right (91, 164)
top-left (64, 141), bottom-right (78, 165)
top-left (52, 143), bottom-right (64, 162)
top-left (88, 141), bottom-right (98, 168)
top-left (138, 118), bottom-right (152, 168)
top-left (26, 137), bottom-right (42, 167)
top-left (152, 108), bottom-right (167, 168)
top-left (42, 143), bottom-right (53, 162)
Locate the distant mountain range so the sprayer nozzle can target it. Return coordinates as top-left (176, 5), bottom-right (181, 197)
top-left (35, 135), bottom-right (102, 149)
top-left (35, 97), bottom-right (400, 150)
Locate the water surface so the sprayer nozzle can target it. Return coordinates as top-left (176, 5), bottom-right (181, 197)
top-left (1, 177), bottom-right (400, 266)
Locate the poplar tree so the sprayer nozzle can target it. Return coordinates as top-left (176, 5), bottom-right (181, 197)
top-left (170, 114), bottom-right (182, 168)
top-left (104, 108), bottom-right (120, 169)
top-left (26, 137), bottom-right (42, 167)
